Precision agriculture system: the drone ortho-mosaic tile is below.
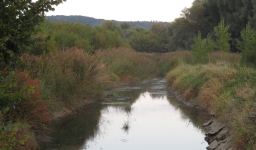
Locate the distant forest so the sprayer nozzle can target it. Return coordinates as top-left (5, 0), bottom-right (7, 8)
top-left (45, 15), bottom-right (169, 29)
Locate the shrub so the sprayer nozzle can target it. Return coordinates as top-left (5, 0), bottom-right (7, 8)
top-left (97, 48), bottom-right (158, 82)
top-left (0, 70), bottom-right (50, 128)
top-left (0, 123), bottom-right (36, 150)
top-left (21, 48), bottom-right (108, 110)
top-left (7, 71), bottom-right (51, 129)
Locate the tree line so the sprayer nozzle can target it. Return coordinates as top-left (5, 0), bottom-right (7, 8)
top-left (29, 20), bottom-right (171, 54)
top-left (167, 0), bottom-right (256, 52)
top-left (44, 0), bottom-right (256, 54)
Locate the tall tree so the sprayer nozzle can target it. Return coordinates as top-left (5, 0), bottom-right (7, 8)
top-left (149, 23), bottom-right (168, 52)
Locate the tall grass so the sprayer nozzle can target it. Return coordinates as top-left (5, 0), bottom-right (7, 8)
top-left (21, 48), bottom-right (109, 111)
top-left (157, 51), bottom-right (240, 76)
top-left (166, 62), bottom-right (256, 149)
top-left (96, 48), bottom-right (158, 82)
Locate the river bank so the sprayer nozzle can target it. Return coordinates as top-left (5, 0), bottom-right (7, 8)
top-left (166, 62), bottom-right (256, 149)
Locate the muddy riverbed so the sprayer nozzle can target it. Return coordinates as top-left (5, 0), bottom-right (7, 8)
top-left (42, 78), bottom-right (210, 150)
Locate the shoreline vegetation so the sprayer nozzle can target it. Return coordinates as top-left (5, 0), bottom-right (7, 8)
top-left (3, 0), bottom-right (256, 149)
top-left (166, 55), bottom-right (256, 150)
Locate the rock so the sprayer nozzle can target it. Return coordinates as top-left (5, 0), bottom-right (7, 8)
top-left (216, 128), bottom-right (229, 140)
top-left (215, 138), bottom-right (232, 150)
top-left (204, 119), bottom-right (228, 145)
top-left (207, 140), bottom-right (219, 150)
top-left (216, 143), bottom-right (226, 150)
top-left (205, 119), bottom-right (225, 136)
top-left (203, 119), bottom-right (213, 127)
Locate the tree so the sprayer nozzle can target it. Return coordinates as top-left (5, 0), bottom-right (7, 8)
top-left (120, 22), bottom-right (131, 30)
top-left (167, 18), bottom-right (197, 51)
top-left (122, 24), bottom-right (145, 39)
top-left (214, 18), bottom-right (231, 61)
top-left (0, 0), bottom-right (66, 65)
top-left (149, 23), bottom-right (168, 52)
top-left (100, 20), bottom-right (122, 34)
top-left (191, 31), bottom-right (214, 63)
top-left (129, 31), bottom-right (164, 53)
top-left (237, 24), bottom-right (256, 67)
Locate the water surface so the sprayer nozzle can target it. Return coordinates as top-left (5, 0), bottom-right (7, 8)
top-left (43, 78), bottom-right (210, 150)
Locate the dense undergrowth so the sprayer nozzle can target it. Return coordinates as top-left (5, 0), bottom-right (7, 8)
top-left (166, 53), bottom-right (256, 149)
top-left (21, 48), bottom-right (109, 111)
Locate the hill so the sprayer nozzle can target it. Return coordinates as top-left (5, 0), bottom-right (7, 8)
top-left (45, 15), bottom-right (169, 29)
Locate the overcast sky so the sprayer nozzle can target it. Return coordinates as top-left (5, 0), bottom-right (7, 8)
top-left (45, 0), bottom-right (195, 22)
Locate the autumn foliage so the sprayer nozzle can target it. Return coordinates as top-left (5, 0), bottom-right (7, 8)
top-left (7, 71), bottom-right (51, 129)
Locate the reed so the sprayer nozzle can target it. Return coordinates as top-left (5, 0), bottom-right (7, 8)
top-left (96, 48), bottom-right (158, 82)
top-left (21, 48), bottom-right (109, 111)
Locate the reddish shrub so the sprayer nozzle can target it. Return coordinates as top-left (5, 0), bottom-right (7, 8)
top-left (8, 71), bottom-right (51, 129)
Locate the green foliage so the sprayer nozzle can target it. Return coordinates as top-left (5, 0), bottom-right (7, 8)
top-left (149, 23), bottom-right (167, 38)
top-left (129, 31), bottom-right (167, 53)
top-left (214, 18), bottom-right (231, 60)
top-left (165, 0), bottom-right (256, 52)
top-left (0, 124), bottom-right (28, 150)
top-left (100, 20), bottom-right (122, 34)
top-left (0, 122), bottom-right (36, 150)
top-left (30, 38), bottom-right (57, 56)
top-left (167, 18), bottom-right (197, 51)
top-left (191, 31), bottom-right (214, 63)
top-left (167, 0), bottom-right (216, 51)
top-left (149, 23), bottom-right (169, 52)
top-left (122, 24), bottom-right (146, 39)
top-left (237, 24), bottom-right (256, 67)
top-left (0, 0), bottom-right (65, 64)
top-left (97, 48), bottom-right (158, 82)
top-left (120, 23), bottom-right (131, 30)
top-left (36, 21), bottom-right (126, 53)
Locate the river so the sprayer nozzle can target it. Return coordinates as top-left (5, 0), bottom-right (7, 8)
top-left (42, 78), bottom-right (210, 150)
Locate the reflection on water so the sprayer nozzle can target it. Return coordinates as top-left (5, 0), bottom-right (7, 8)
top-left (42, 78), bottom-right (210, 150)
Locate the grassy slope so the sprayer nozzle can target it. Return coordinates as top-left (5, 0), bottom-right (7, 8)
top-left (166, 60), bottom-right (256, 149)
